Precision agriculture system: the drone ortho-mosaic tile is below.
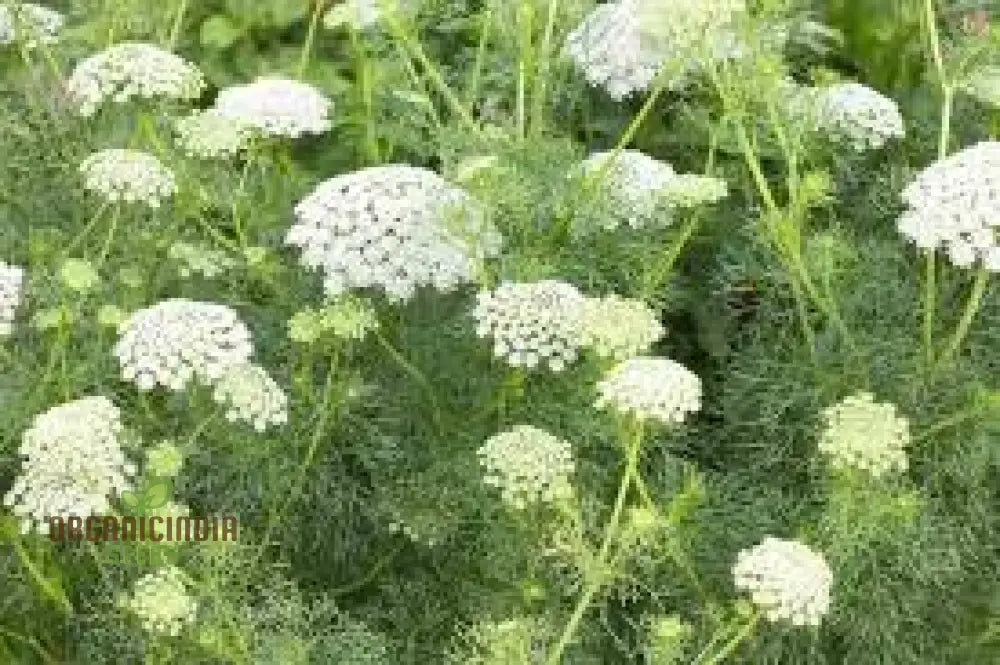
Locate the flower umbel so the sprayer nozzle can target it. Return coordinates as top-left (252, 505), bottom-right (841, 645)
top-left (0, 261), bottom-right (25, 337)
top-left (122, 566), bottom-right (197, 636)
top-left (732, 536), bottom-right (833, 626)
top-left (818, 392), bottom-right (910, 477)
top-left (478, 425), bottom-right (576, 510)
top-left (80, 149), bottom-right (177, 208)
top-left (212, 77), bottom-right (333, 139)
top-left (595, 357), bottom-right (702, 425)
top-left (211, 363), bottom-right (289, 432)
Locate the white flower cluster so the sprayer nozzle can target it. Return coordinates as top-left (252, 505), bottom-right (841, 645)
top-left (897, 141), bottom-right (1000, 270)
top-left (473, 280), bottom-right (587, 372)
top-left (478, 425), bottom-right (575, 510)
top-left (732, 536), bottom-right (833, 626)
top-left (324, 0), bottom-right (382, 30)
top-left (574, 150), bottom-right (727, 232)
top-left (636, 0), bottom-right (746, 75)
top-left (123, 566), bottom-right (197, 636)
top-left (2, 397), bottom-right (135, 534)
top-left (580, 294), bottom-right (664, 360)
top-left (287, 165), bottom-right (502, 301)
top-left (818, 392), bottom-right (909, 477)
top-left (174, 109), bottom-right (254, 159)
top-left (0, 3), bottom-right (63, 49)
top-left (564, 0), bottom-right (664, 100)
top-left (212, 77), bottom-right (333, 139)
top-left (816, 83), bottom-right (905, 151)
top-left (80, 149), bottom-right (177, 208)
top-left (0, 261), bottom-right (25, 337)
top-left (457, 616), bottom-right (545, 665)
top-left (113, 299), bottom-right (254, 391)
top-left (595, 357), bottom-right (701, 425)
top-left (211, 363), bottom-right (289, 432)
top-left (66, 42), bottom-right (205, 117)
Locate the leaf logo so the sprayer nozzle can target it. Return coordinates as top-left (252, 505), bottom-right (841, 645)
top-left (120, 479), bottom-right (172, 513)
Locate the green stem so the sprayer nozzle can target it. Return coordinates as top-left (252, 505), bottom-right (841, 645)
top-left (257, 359), bottom-right (339, 562)
top-left (934, 265), bottom-right (990, 371)
top-left (0, 627), bottom-right (59, 665)
top-left (375, 330), bottom-right (444, 434)
top-left (383, 7), bottom-right (475, 129)
top-left (923, 250), bottom-right (936, 366)
top-left (640, 212), bottom-right (701, 299)
top-left (298, 0), bottom-right (325, 78)
top-left (697, 613), bottom-right (760, 665)
top-left (13, 539), bottom-right (72, 615)
top-left (544, 423), bottom-right (642, 665)
top-left (97, 206), bottom-right (121, 265)
top-left (167, 0), bottom-right (190, 48)
top-left (531, 0), bottom-right (560, 135)
top-left (65, 202), bottom-right (110, 257)
top-left (465, 8), bottom-right (491, 109)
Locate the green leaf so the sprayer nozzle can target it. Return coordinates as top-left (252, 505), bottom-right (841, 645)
top-left (200, 15), bottom-right (242, 50)
top-left (120, 489), bottom-right (140, 509)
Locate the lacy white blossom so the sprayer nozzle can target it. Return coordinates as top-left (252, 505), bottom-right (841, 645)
top-left (0, 261), bottom-right (25, 337)
top-left (211, 363), bottom-right (289, 432)
top-left (732, 536), bottom-right (833, 626)
top-left (0, 3), bottom-right (63, 49)
top-left (478, 425), bottom-right (575, 510)
top-left (66, 42), bottom-right (205, 117)
top-left (580, 295), bottom-right (664, 360)
top-left (174, 109), bottom-right (254, 159)
top-left (287, 165), bottom-right (502, 301)
top-left (595, 357), bottom-right (701, 425)
top-left (212, 77), bottom-right (333, 138)
top-left (454, 617), bottom-right (546, 665)
top-left (564, 0), bottom-right (664, 100)
top-left (80, 149), bottom-right (176, 208)
top-left (818, 392), bottom-right (909, 477)
top-left (113, 299), bottom-right (254, 391)
top-left (123, 566), bottom-right (197, 636)
top-left (817, 82), bottom-right (905, 151)
top-left (574, 151), bottom-right (725, 232)
top-left (2, 397), bottom-right (135, 534)
top-left (473, 280), bottom-right (587, 372)
top-left (896, 141), bottom-right (1000, 270)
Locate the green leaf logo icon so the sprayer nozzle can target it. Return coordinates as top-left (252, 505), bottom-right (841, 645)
top-left (119, 480), bottom-right (172, 513)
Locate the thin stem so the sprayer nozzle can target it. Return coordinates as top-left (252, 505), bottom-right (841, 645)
top-left (0, 627), bottom-right (59, 665)
top-left (13, 539), bottom-right (73, 615)
top-left (544, 424), bottom-right (642, 665)
top-left (465, 8), bottom-right (491, 109)
top-left (934, 265), bottom-right (990, 371)
top-left (64, 202), bottom-right (110, 257)
top-left (383, 7), bottom-right (475, 130)
top-left (640, 212), bottom-right (701, 300)
top-left (167, 0), bottom-right (190, 48)
top-left (697, 612), bottom-right (760, 665)
top-left (298, 0), bottom-right (326, 78)
top-left (923, 251), bottom-right (936, 366)
top-left (375, 331), bottom-right (444, 433)
top-left (257, 360), bottom-right (339, 562)
top-left (97, 206), bottom-right (121, 265)
top-left (531, 0), bottom-right (560, 135)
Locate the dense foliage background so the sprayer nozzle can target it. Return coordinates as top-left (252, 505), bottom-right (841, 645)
top-left (1, 0), bottom-right (1000, 663)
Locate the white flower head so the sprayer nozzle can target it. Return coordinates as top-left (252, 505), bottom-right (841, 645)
top-left (732, 536), bottom-right (833, 626)
top-left (818, 392), bottom-right (909, 477)
top-left (113, 299), bottom-right (254, 391)
top-left (478, 425), bottom-right (576, 510)
top-left (2, 396), bottom-right (136, 534)
top-left (212, 77), bottom-right (333, 139)
top-left (80, 149), bottom-right (176, 208)
top-left (0, 261), bottom-right (25, 337)
top-left (964, 66), bottom-right (1000, 107)
top-left (211, 363), bottom-right (288, 432)
top-left (123, 566), bottom-right (197, 636)
top-left (564, 0), bottom-right (665, 100)
top-left (174, 109), bottom-right (254, 159)
top-left (595, 356), bottom-right (701, 425)
top-left (66, 42), bottom-right (205, 117)
top-left (580, 294), bottom-right (664, 360)
top-left (472, 280), bottom-right (587, 372)
top-left (817, 82), bottom-right (905, 151)
top-left (574, 150), bottom-right (724, 232)
top-left (287, 165), bottom-right (502, 301)
top-left (897, 141), bottom-right (1000, 270)
top-left (0, 3), bottom-right (63, 49)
